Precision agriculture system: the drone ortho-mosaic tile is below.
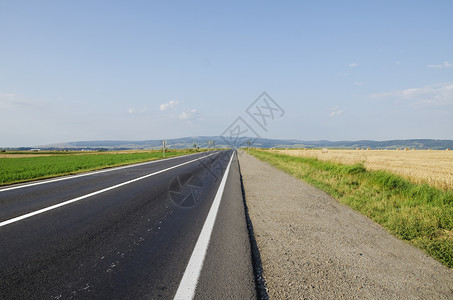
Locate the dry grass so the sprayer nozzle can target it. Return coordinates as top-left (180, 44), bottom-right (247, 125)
top-left (0, 154), bottom-right (55, 158)
top-left (271, 149), bottom-right (453, 190)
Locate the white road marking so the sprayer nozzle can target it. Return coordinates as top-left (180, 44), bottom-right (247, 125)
top-left (0, 151), bottom-right (217, 193)
top-left (173, 151), bottom-right (234, 300)
top-left (0, 152), bottom-right (219, 228)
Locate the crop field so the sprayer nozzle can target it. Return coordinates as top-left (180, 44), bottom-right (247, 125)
top-left (0, 149), bottom-right (201, 186)
top-left (248, 149), bottom-right (453, 268)
top-left (271, 149), bottom-right (453, 190)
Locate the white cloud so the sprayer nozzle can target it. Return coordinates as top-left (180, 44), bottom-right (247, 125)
top-left (354, 82), bottom-right (364, 86)
top-left (178, 109), bottom-right (198, 120)
top-left (395, 61), bottom-right (401, 65)
top-left (348, 62), bottom-right (359, 67)
top-left (329, 108), bottom-right (344, 117)
top-left (0, 93), bottom-right (48, 109)
top-left (427, 61), bottom-right (452, 69)
top-left (178, 109), bottom-right (201, 124)
top-left (402, 88), bottom-right (421, 96)
top-left (127, 107), bottom-right (147, 114)
top-left (159, 100), bottom-right (179, 111)
top-left (371, 82), bottom-right (453, 107)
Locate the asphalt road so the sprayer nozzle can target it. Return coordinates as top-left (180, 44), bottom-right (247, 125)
top-left (0, 150), bottom-right (255, 299)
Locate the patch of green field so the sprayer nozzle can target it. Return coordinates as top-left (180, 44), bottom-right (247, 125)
top-left (1, 151), bottom-right (89, 155)
top-left (247, 149), bottom-right (453, 268)
top-left (0, 149), bottom-right (204, 186)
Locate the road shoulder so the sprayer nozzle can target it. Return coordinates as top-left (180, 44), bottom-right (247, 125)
top-left (194, 152), bottom-right (256, 299)
top-left (238, 151), bottom-right (453, 299)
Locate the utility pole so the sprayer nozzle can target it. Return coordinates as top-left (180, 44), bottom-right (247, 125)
top-left (207, 140), bottom-right (215, 149)
top-left (162, 140), bottom-right (167, 158)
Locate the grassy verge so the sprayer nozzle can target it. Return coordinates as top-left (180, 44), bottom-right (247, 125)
top-left (0, 149), bottom-right (204, 186)
top-left (247, 149), bottom-right (453, 268)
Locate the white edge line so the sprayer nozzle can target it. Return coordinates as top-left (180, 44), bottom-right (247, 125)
top-left (173, 151), bottom-right (235, 300)
top-left (0, 151), bottom-right (218, 193)
top-left (0, 152), bottom-right (219, 228)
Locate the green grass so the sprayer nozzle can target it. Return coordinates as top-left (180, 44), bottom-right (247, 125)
top-left (1, 151), bottom-right (90, 155)
top-left (247, 149), bottom-right (453, 268)
top-left (0, 149), bottom-right (203, 186)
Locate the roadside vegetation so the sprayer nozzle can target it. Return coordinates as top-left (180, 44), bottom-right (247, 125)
top-left (246, 149), bottom-right (453, 268)
top-left (272, 149), bottom-right (453, 190)
top-left (0, 149), bottom-right (205, 186)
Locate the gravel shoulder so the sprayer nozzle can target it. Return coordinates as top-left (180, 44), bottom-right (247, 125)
top-left (238, 151), bottom-right (453, 299)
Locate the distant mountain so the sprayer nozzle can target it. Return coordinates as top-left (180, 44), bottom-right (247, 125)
top-left (32, 137), bottom-right (453, 150)
top-left (279, 139), bottom-right (453, 150)
top-left (40, 136), bottom-right (227, 150)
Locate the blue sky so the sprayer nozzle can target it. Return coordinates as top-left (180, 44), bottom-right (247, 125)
top-left (1, 1), bottom-right (452, 147)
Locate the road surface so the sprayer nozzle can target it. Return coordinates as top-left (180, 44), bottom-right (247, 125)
top-left (0, 150), bottom-right (255, 299)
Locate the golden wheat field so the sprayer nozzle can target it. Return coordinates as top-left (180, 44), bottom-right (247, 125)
top-left (271, 149), bottom-right (453, 190)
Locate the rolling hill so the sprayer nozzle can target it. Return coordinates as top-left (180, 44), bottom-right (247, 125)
top-left (28, 137), bottom-right (453, 151)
